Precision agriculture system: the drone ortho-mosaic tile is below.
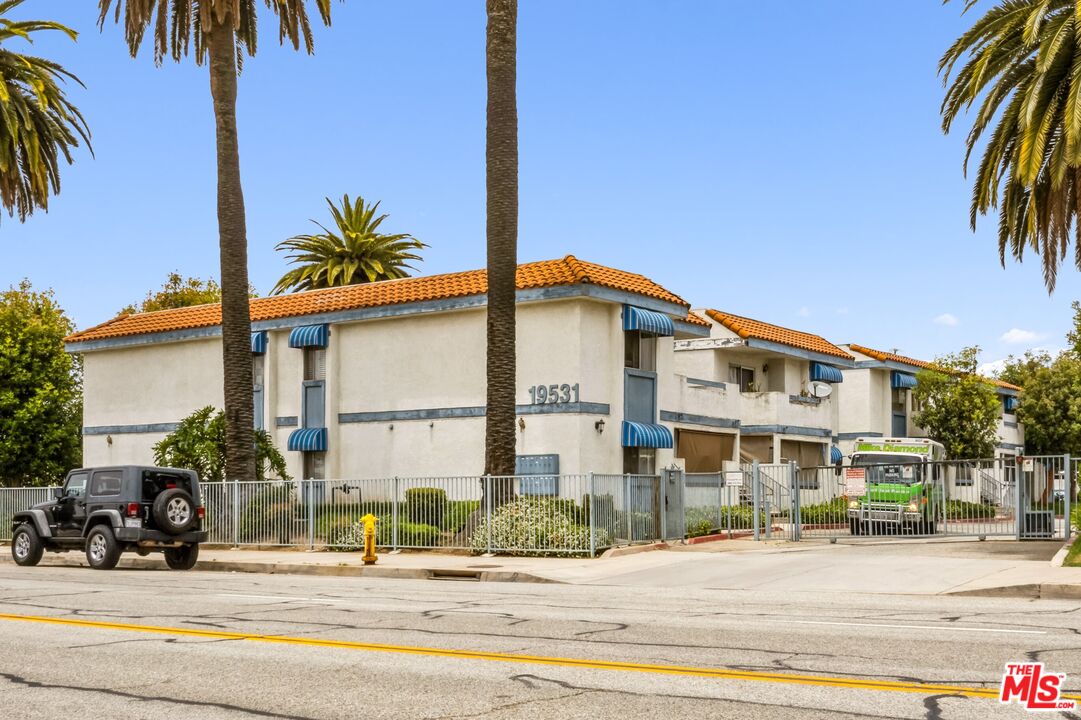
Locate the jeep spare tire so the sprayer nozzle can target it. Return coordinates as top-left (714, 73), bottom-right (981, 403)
top-left (153, 488), bottom-right (196, 534)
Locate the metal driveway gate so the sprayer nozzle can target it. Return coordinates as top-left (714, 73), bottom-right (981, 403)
top-left (781, 455), bottom-right (1072, 542)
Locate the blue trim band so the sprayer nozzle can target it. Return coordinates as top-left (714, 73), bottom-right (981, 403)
top-left (834, 431), bottom-right (884, 441)
top-left (339, 402), bottom-right (611, 424)
top-left (744, 338), bottom-right (856, 367)
top-left (685, 377), bottom-right (726, 389)
top-left (789, 395), bottom-right (821, 406)
top-left (740, 424), bottom-right (832, 438)
top-left (659, 410), bottom-right (739, 429)
top-left (83, 423), bottom-right (180, 436)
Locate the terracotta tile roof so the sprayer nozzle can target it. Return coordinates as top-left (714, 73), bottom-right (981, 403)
top-left (683, 311), bottom-right (711, 328)
top-left (66, 256), bottom-right (690, 345)
top-left (704, 310), bottom-right (853, 361)
top-left (847, 344), bottom-right (1022, 392)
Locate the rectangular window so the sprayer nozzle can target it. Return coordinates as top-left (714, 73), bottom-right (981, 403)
top-left (1002, 397), bottom-right (1016, 417)
top-left (622, 447), bottom-right (656, 475)
top-left (64, 472), bottom-right (88, 499)
top-left (304, 452), bottom-right (326, 480)
top-left (729, 364), bottom-right (756, 392)
top-left (624, 331), bottom-right (656, 371)
top-left (89, 471), bottom-right (123, 497)
top-left (253, 354), bottom-right (266, 431)
top-left (304, 347), bottom-right (326, 381)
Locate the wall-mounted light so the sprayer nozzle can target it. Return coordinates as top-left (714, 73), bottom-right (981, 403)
top-left (762, 364), bottom-right (769, 374)
top-left (594, 419), bottom-right (605, 434)
top-left (518, 417), bottom-right (526, 431)
top-left (106, 435), bottom-right (113, 446)
top-left (388, 424), bottom-right (394, 431)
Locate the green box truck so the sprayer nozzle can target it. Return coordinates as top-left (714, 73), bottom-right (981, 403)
top-left (845, 438), bottom-right (946, 536)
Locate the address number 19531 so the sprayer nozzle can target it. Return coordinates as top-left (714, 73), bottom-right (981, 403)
top-left (528, 383), bottom-right (580, 405)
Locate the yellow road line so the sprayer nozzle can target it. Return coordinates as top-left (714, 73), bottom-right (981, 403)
top-left (0, 612), bottom-right (1074, 702)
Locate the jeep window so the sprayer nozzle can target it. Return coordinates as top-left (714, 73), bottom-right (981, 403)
top-left (90, 471), bottom-right (123, 497)
top-left (64, 473), bottom-right (88, 498)
top-left (851, 453), bottom-right (924, 485)
top-left (141, 471), bottom-right (193, 499)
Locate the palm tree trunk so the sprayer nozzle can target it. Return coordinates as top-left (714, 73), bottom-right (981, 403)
top-left (483, 0), bottom-right (518, 489)
top-left (208, 20), bottom-right (256, 482)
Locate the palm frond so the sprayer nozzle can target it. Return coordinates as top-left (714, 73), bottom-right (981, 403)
top-left (272, 195), bottom-right (427, 294)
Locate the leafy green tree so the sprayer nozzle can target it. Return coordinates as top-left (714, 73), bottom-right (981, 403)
top-left (485, 0), bottom-right (518, 480)
top-left (153, 406), bottom-right (289, 483)
top-left (99, 0), bottom-right (334, 484)
top-left (1008, 353), bottom-right (1081, 456)
top-left (122, 273), bottom-right (223, 314)
top-left (121, 272), bottom-right (259, 315)
top-left (272, 195), bottom-right (425, 294)
top-left (0, 0), bottom-right (91, 221)
top-left (997, 349), bottom-right (1052, 390)
top-left (939, 0), bottom-right (1081, 292)
top-left (0, 281), bottom-right (81, 487)
top-left (913, 347), bottom-right (1001, 459)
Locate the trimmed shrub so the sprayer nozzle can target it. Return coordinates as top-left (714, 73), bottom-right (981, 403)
top-left (405, 487), bottom-right (446, 527)
top-left (469, 497), bottom-right (609, 556)
top-left (791, 497), bottom-right (848, 525)
top-left (685, 505), bottom-right (766, 536)
top-left (443, 500), bottom-right (480, 532)
top-left (945, 500), bottom-right (997, 519)
top-left (238, 485), bottom-right (296, 544)
top-left (330, 516), bottom-right (440, 550)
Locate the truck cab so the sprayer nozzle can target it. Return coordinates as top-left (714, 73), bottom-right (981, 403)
top-left (845, 438), bottom-right (946, 535)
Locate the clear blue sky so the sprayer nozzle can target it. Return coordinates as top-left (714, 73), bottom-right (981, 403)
top-left (3, 1), bottom-right (1078, 370)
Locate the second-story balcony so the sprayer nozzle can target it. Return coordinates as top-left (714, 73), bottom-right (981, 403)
top-left (738, 390), bottom-right (831, 433)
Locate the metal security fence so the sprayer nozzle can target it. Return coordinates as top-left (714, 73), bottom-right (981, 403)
top-left (760, 455), bottom-right (1073, 542)
top-left (0, 486), bottom-right (56, 541)
top-left (193, 474), bottom-right (659, 556)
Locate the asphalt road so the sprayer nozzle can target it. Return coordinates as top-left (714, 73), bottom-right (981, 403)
top-left (1, 565), bottom-right (1079, 720)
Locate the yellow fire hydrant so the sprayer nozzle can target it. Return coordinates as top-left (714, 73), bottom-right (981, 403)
top-left (360, 513), bottom-right (378, 565)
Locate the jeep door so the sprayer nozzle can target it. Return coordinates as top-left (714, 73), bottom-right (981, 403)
top-left (86, 469), bottom-right (124, 520)
top-left (54, 472), bottom-right (89, 537)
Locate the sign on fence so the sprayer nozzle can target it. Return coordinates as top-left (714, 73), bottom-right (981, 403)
top-left (844, 467), bottom-right (866, 497)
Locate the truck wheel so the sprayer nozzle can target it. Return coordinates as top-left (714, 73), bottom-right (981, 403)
top-left (85, 526), bottom-right (121, 570)
top-left (849, 519), bottom-right (863, 536)
top-left (11, 523), bottom-right (44, 567)
top-left (153, 489), bottom-right (196, 535)
top-left (163, 544), bottom-right (199, 571)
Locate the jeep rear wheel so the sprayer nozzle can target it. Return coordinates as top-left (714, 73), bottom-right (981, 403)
top-left (163, 544), bottom-right (199, 571)
top-left (85, 526), bottom-right (121, 570)
top-left (11, 523), bottom-right (44, 567)
top-left (153, 489), bottom-right (196, 535)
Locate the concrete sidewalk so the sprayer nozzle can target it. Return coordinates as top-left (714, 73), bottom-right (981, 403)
top-left (9, 537), bottom-right (1081, 597)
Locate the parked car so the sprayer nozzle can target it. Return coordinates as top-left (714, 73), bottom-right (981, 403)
top-left (10, 466), bottom-right (207, 570)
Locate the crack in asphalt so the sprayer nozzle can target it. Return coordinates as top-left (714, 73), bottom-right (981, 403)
top-left (507, 673), bottom-right (914, 719)
top-left (0, 672), bottom-right (321, 719)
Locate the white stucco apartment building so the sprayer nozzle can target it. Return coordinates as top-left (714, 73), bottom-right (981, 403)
top-left (65, 257), bottom-right (1025, 481)
top-left (836, 344), bottom-right (1025, 460)
top-left (66, 256), bottom-right (721, 480)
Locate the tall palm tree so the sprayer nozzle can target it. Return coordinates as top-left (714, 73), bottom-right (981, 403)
top-left (484, 0), bottom-right (517, 481)
top-left (940, 0), bottom-right (1081, 292)
top-left (0, 0), bottom-right (90, 222)
top-left (98, 1), bottom-right (333, 482)
top-left (272, 194), bottom-right (426, 294)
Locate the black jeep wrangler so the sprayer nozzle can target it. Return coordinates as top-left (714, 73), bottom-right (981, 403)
top-left (10, 466), bottom-right (207, 570)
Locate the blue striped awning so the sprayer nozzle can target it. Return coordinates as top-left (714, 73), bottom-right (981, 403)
top-left (251, 331), bottom-right (268, 355)
top-left (622, 305), bottom-right (674, 336)
top-left (288, 324), bottom-right (328, 349)
top-left (287, 427), bottom-right (327, 452)
top-left (891, 371), bottom-right (918, 389)
top-left (621, 421), bottom-right (674, 449)
top-left (831, 445), bottom-right (843, 464)
top-left (809, 362), bottom-right (843, 383)
top-left (1004, 396), bottom-right (1020, 412)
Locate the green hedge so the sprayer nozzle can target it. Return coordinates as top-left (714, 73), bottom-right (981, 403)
top-left (945, 500), bottom-right (997, 519)
top-left (791, 498), bottom-right (848, 525)
top-left (684, 505), bottom-right (766, 536)
top-left (405, 487), bottom-right (446, 527)
top-left (330, 516), bottom-right (441, 550)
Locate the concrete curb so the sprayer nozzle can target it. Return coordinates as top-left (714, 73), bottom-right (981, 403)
top-left (947, 583), bottom-right (1081, 600)
top-left (28, 556), bottom-right (560, 584)
top-left (599, 542), bottom-right (667, 559)
top-left (1051, 536), bottom-right (1076, 568)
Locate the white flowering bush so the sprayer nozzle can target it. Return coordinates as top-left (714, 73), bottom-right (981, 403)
top-left (469, 496), bottom-right (610, 556)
